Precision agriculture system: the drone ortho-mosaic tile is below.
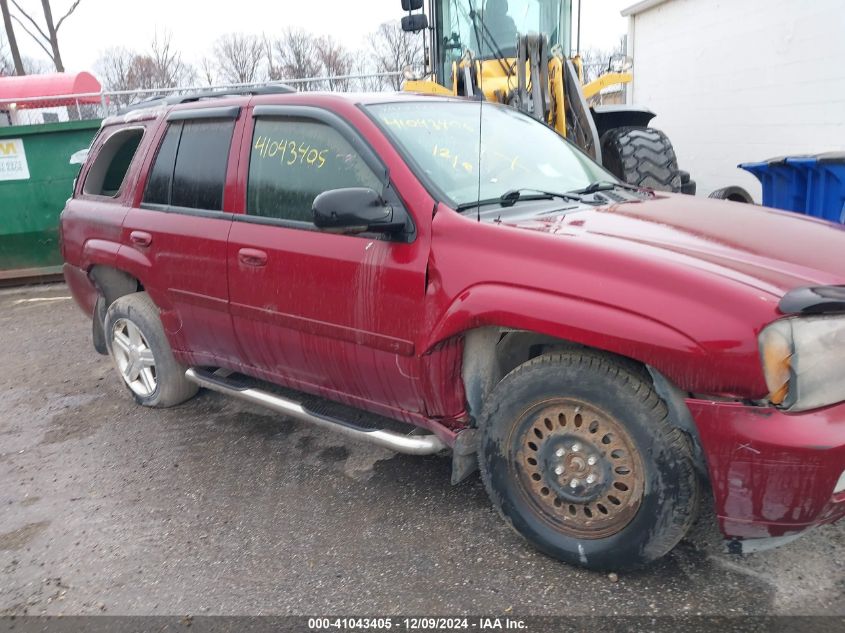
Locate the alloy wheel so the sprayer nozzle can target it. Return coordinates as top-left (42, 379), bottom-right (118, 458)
top-left (111, 318), bottom-right (157, 397)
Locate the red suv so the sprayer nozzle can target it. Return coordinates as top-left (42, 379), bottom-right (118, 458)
top-left (61, 88), bottom-right (845, 569)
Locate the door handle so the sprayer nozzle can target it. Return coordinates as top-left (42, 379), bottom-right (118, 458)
top-left (129, 230), bottom-right (152, 247)
top-left (238, 248), bottom-right (268, 267)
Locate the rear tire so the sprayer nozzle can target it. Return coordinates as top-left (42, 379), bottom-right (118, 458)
top-left (104, 292), bottom-right (198, 408)
top-left (600, 126), bottom-right (682, 192)
top-left (478, 351), bottom-right (699, 570)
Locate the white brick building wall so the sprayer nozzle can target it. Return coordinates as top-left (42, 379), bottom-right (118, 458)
top-left (623, 0), bottom-right (845, 200)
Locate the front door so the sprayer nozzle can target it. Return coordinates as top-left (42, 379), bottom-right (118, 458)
top-left (227, 107), bottom-right (430, 414)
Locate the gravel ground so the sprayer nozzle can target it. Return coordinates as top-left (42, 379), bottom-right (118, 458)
top-left (0, 283), bottom-right (843, 616)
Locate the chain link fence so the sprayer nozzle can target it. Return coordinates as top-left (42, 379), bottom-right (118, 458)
top-left (0, 72), bottom-right (404, 127)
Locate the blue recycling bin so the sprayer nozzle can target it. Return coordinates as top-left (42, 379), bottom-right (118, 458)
top-left (740, 153), bottom-right (845, 224)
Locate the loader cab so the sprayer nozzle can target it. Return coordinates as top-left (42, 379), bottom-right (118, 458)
top-left (426, 0), bottom-right (572, 87)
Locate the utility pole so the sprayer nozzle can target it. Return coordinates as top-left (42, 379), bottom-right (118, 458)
top-left (0, 0), bottom-right (25, 75)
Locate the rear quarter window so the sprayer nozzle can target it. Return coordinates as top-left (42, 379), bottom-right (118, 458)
top-left (82, 126), bottom-right (145, 198)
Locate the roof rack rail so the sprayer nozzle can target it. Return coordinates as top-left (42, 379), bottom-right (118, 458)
top-left (120, 84), bottom-right (296, 113)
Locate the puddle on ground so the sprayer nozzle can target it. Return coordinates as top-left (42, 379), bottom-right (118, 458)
top-left (0, 521), bottom-right (50, 550)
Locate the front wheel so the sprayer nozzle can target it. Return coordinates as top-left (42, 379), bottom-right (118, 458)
top-left (478, 351), bottom-right (698, 570)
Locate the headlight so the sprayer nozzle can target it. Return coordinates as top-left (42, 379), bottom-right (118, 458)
top-left (759, 315), bottom-right (845, 411)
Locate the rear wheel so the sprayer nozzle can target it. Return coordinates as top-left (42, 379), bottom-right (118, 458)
top-left (600, 126), bottom-right (682, 192)
top-left (104, 292), bottom-right (198, 408)
top-left (478, 351), bottom-right (698, 570)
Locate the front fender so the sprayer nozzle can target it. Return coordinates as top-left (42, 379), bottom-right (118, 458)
top-left (421, 283), bottom-right (717, 395)
top-left (590, 104), bottom-right (657, 139)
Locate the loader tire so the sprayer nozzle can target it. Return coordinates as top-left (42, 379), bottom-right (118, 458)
top-left (600, 126), bottom-right (682, 192)
top-left (679, 170), bottom-right (697, 196)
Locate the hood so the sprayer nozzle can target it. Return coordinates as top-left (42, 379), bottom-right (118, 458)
top-left (499, 193), bottom-right (845, 296)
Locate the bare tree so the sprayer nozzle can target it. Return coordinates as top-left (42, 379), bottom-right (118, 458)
top-left (316, 36), bottom-right (352, 91)
top-left (21, 52), bottom-right (47, 72)
top-left (213, 33), bottom-right (264, 85)
top-left (0, 34), bottom-right (12, 75)
top-left (9, 0), bottom-right (83, 72)
top-left (198, 56), bottom-right (217, 87)
top-left (0, 35), bottom-right (50, 76)
top-left (262, 34), bottom-right (279, 82)
top-left (95, 46), bottom-right (135, 91)
top-left (369, 20), bottom-right (423, 91)
top-left (269, 28), bottom-right (322, 89)
top-left (95, 47), bottom-right (161, 96)
top-left (94, 33), bottom-right (194, 109)
top-left (351, 54), bottom-right (383, 92)
top-left (0, 0), bottom-right (23, 74)
top-left (148, 30), bottom-right (194, 88)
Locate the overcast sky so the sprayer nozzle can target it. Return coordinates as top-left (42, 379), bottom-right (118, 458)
top-left (9, 0), bottom-right (632, 75)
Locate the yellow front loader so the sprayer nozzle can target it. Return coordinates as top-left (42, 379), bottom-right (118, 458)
top-left (399, 0), bottom-right (694, 193)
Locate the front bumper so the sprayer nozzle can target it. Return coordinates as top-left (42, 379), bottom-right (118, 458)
top-left (688, 398), bottom-right (845, 542)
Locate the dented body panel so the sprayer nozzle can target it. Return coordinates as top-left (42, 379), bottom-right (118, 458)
top-left (61, 92), bottom-right (845, 546)
top-left (689, 398), bottom-right (845, 538)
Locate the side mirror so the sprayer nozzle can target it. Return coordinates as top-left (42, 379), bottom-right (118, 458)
top-left (401, 14), bottom-right (428, 32)
top-left (401, 0), bottom-right (423, 9)
top-left (312, 188), bottom-right (405, 235)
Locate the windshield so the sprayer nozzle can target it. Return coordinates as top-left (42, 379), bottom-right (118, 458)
top-left (367, 100), bottom-right (612, 209)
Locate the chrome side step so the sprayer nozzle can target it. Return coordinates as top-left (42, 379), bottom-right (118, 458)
top-left (185, 368), bottom-right (447, 455)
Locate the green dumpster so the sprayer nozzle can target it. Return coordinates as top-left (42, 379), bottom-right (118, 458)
top-left (0, 119), bottom-right (100, 281)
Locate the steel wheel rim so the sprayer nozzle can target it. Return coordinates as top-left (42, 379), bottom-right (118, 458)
top-left (511, 399), bottom-right (645, 539)
top-left (111, 318), bottom-right (157, 397)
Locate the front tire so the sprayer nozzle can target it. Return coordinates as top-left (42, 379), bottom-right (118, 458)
top-left (478, 351), bottom-right (698, 570)
top-left (600, 126), bottom-right (682, 192)
top-left (104, 292), bottom-right (198, 408)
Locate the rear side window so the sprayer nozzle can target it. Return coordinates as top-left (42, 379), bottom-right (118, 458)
top-left (83, 127), bottom-right (144, 197)
top-left (143, 119), bottom-right (235, 211)
top-left (142, 124), bottom-right (180, 205)
top-left (247, 118), bottom-right (382, 223)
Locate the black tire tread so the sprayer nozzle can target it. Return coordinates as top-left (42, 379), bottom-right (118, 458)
top-left (601, 126), bottom-right (682, 192)
top-left (477, 350), bottom-right (699, 569)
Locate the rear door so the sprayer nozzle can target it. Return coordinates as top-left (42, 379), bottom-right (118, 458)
top-left (121, 106), bottom-right (243, 366)
top-left (227, 105), bottom-right (430, 414)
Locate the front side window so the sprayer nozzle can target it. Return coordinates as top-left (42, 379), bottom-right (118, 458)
top-left (367, 100), bottom-right (610, 209)
top-left (247, 118), bottom-right (382, 223)
top-left (142, 119), bottom-right (235, 211)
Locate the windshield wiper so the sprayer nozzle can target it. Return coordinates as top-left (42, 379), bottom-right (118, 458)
top-left (569, 180), bottom-right (641, 195)
top-left (456, 188), bottom-right (584, 212)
